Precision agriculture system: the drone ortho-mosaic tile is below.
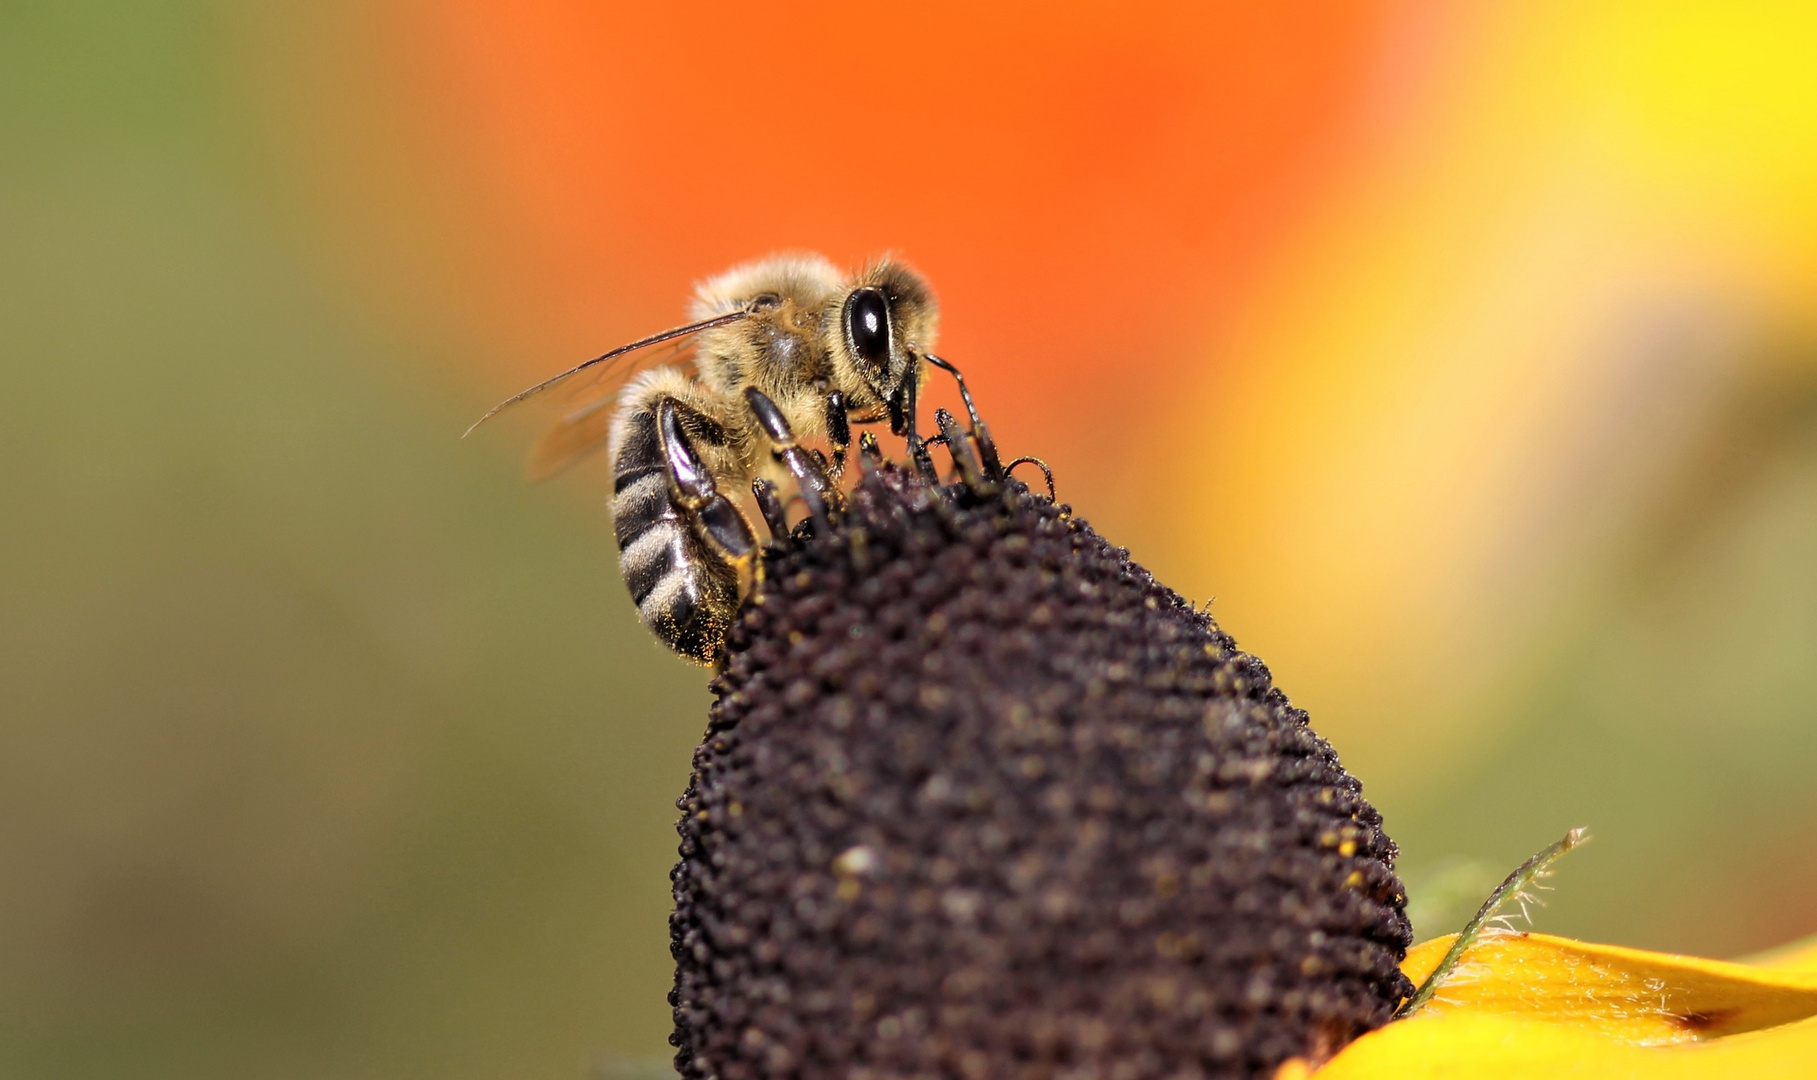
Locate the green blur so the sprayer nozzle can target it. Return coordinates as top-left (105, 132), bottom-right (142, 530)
top-left (2, 4), bottom-right (702, 1076)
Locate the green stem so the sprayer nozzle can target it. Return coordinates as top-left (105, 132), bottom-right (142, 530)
top-left (1393, 826), bottom-right (1589, 1020)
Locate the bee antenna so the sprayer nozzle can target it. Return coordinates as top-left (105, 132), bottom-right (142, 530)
top-left (462, 306), bottom-right (754, 437)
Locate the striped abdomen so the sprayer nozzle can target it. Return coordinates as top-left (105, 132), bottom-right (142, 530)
top-left (610, 403), bottom-right (741, 663)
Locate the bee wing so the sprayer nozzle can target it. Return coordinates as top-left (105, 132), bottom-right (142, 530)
top-left (462, 307), bottom-right (750, 437)
top-left (525, 391), bottom-right (626, 482)
top-left (521, 338), bottom-right (696, 482)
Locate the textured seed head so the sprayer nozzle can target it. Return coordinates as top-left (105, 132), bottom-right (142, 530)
top-left (670, 465), bottom-right (1413, 1080)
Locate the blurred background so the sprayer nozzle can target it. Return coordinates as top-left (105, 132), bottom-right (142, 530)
top-left (5, 1), bottom-right (1816, 1076)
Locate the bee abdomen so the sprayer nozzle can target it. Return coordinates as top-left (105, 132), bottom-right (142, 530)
top-left (613, 471), bottom-right (669, 549)
top-left (617, 509), bottom-right (681, 604)
top-left (611, 405), bottom-right (739, 663)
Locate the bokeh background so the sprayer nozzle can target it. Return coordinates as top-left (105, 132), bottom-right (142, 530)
top-left (6, 2), bottom-right (1817, 1076)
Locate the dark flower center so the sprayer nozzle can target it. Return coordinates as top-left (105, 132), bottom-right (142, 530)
top-left (670, 465), bottom-right (1412, 1080)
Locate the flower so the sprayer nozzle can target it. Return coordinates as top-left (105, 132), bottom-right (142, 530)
top-left (1277, 928), bottom-right (1817, 1078)
top-left (661, 445), bottom-right (1815, 1080)
top-left (670, 459), bottom-right (1412, 1079)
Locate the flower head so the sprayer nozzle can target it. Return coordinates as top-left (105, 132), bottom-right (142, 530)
top-left (661, 444), bottom-right (1817, 1080)
top-left (669, 463), bottom-right (1411, 1079)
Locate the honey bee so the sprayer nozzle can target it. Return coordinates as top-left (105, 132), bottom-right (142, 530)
top-left (468, 254), bottom-right (978, 664)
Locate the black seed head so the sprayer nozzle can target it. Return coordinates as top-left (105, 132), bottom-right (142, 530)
top-left (670, 466), bottom-right (1412, 1080)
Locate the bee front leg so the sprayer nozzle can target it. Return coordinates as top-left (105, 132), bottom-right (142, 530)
top-left (824, 390), bottom-right (851, 487)
top-left (924, 354), bottom-right (1003, 480)
top-left (933, 407), bottom-right (989, 492)
top-left (889, 367), bottom-right (939, 485)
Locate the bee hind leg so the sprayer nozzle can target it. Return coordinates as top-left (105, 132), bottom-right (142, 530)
top-left (629, 398), bottom-right (755, 663)
top-left (658, 399), bottom-right (757, 567)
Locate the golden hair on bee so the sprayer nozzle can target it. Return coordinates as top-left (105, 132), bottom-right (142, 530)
top-left (468, 253), bottom-right (944, 663)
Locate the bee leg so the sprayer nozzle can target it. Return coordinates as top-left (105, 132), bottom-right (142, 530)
top-left (658, 399), bottom-right (758, 568)
top-left (824, 390), bottom-right (851, 486)
top-left (751, 478), bottom-right (791, 543)
top-left (857, 430), bottom-right (885, 471)
top-left (923, 354), bottom-right (1003, 480)
top-left (1005, 455), bottom-right (1058, 501)
top-left (743, 387), bottom-right (833, 535)
top-left (934, 408), bottom-right (989, 491)
top-left (889, 372), bottom-right (939, 485)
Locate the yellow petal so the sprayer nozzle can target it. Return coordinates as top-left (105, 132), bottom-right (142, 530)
top-left (1305, 931), bottom-right (1817, 1078)
top-left (1316, 1010), bottom-right (1817, 1079)
top-left (1399, 931), bottom-right (1817, 1043)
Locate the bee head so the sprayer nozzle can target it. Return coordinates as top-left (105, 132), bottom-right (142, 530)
top-left (832, 259), bottom-right (937, 410)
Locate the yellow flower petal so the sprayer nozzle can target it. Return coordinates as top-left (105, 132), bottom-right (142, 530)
top-left (1399, 931), bottom-right (1817, 1043)
top-left (1315, 1010), bottom-right (1817, 1079)
top-left (1300, 932), bottom-right (1817, 1078)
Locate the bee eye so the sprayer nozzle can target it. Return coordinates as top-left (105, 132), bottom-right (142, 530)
top-left (845, 289), bottom-right (891, 368)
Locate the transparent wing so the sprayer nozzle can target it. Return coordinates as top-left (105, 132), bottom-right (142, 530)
top-left (462, 308), bottom-right (748, 437)
top-left (522, 336), bottom-right (702, 481)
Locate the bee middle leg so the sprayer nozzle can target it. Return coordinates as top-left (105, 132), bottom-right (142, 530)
top-left (750, 478), bottom-right (791, 542)
top-left (743, 387), bottom-right (833, 534)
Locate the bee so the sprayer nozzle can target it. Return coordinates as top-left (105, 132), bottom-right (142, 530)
top-left (468, 254), bottom-right (957, 663)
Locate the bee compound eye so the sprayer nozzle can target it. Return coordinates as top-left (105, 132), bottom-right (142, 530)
top-left (845, 289), bottom-right (891, 369)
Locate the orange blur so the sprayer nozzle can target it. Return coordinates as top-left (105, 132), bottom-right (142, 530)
top-left (396, 0), bottom-right (1401, 455)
